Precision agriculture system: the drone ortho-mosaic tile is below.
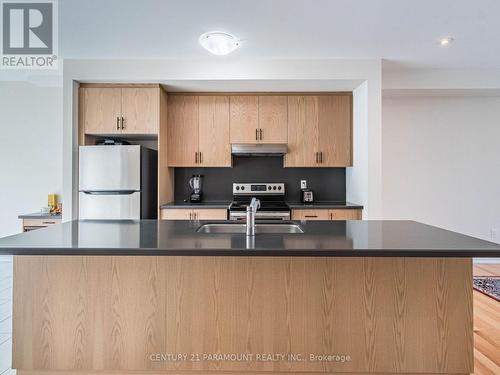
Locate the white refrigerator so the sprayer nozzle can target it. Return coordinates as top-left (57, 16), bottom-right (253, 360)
top-left (78, 145), bottom-right (157, 220)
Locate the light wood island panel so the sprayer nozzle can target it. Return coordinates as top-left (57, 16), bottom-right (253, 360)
top-left (13, 256), bottom-right (472, 374)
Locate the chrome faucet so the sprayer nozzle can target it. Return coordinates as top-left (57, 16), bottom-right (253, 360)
top-left (246, 197), bottom-right (261, 236)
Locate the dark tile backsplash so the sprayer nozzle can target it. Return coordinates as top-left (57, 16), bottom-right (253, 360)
top-left (174, 156), bottom-right (346, 202)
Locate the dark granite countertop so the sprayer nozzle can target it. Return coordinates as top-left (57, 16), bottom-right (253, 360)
top-left (18, 212), bottom-right (62, 219)
top-left (0, 220), bottom-right (499, 257)
top-left (287, 201), bottom-right (364, 209)
top-left (160, 201), bottom-right (231, 209)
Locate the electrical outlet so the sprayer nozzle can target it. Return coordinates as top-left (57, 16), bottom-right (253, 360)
top-left (491, 228), bottom-right (498, 240)
top-left (300, 180), bottom-right (307, 189)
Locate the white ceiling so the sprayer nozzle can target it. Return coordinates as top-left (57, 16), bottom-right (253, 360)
top-left (60, 0), bottom-right (500, 70)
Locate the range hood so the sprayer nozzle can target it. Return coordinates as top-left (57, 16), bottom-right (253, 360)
top-left (231, 144), bottom-right (287, 156)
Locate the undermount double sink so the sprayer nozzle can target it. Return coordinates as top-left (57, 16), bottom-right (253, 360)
top-left (196, 222), bottom-right (304, 234)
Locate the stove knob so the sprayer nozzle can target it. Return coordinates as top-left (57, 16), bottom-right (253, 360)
top-left (241, 186), bottom-right (245, 191)
top-left (273, 186), bottom-right (277, 190)
top-left (278, 186), bottom-right (282, 190)
top-left (236, 186), bottom-right (240, 190)
top-left (268, 186), bottom-right (272, 190)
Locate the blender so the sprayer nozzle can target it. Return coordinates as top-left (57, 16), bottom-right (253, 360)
top-left (189, 174), bottom-right (203, 202)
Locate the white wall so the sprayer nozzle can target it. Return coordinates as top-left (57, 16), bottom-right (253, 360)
top-left (382, 95), bottom-right (500, 245)
top-left (347, 82), bottom-right (368, 216)
top-left (0, 82), bottom-right (63, 238)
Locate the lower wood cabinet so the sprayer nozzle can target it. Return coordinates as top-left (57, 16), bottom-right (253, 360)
top-left (292, 208), bottom-right (362, 220)
top-left (160, 208), bottom-right (227, 220)
top-left (22, 218), bottom-right (62, 232)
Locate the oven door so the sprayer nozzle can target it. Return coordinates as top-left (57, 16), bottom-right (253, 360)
top-left (229, 211), bottom-right (290, 221)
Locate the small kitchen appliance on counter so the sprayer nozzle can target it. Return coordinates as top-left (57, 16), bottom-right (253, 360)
top-left (301, 189), bottom-right (314, 203)
top-left (189, 174), bottom-right (204, 203)
top-left (229, 183), bottom-right (290, 220)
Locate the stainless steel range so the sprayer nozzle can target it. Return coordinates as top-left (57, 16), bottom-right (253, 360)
top-left (229, 183), bottom-right (290, 221)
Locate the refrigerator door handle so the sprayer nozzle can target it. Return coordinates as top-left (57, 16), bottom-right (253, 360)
top-left (80, 190), bottom-right (137, 195)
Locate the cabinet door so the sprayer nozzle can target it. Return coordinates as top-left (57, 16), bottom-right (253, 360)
top-left (258, 96), bottom-right (287, 143)
top-left (291, 209), bottom-right (329, 220)
top-left (81, 87), bottom-right (121, 134)
top-left (193, 209), bottom-right (228, 220)
top-left (329, 209), bottom-right (362, 220)
top-left (198, 96), bottom-right (231, 167)
top-left (160, 209), bottom-right (193, 220)
top-left (121, 88), bottom-right (159, 134)
top-left (318, 95), bottom-right (352, 166)
top-left (167, 95), bottom-right (199, 167)
top-left (285, 96), bottom-right (319, 167)
top-left (230, 96), bottom-right (259, 143)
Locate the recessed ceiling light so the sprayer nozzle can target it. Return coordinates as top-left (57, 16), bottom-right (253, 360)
top-left (439, 37), bottom-right (454, 46)
top-left (199, 31), bottom-right (240, 55)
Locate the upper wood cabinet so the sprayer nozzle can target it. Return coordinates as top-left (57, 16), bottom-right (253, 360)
top-left (318, 95), bottom-right (352, 166)
top-left (80, 86), bottom-right (159, 135)
top-left (258, 96), bottom-right (288, 143)
top-left (229, 95), bottom-right (287, 144)
top-left (121, 88), bottom-right (159, 134)
top-left (167, 95), bottom-right (231, 167)
top-left (229, 96), bottom-right (259, 143)
top-left (198, 96), bottom-right (231, 166)
top-left (167, 95), bottom-right (199, 166)
top-left (286, 96), bottom-right (319, 167)
top-left (81, 88), bottom-right (122, 134)
top-left (285, 94), bottom-right (352, 167)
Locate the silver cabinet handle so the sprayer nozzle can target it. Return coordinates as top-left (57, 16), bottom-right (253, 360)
top-left (319, 151), bottom-right (323, 163)
top-left (121, 116), bottom-right (125, 130)
top-left (195, 152), bottom-right (198, 164)
top-left (116, 117), bottom-right (120, 130)
top-left (199, 152), bottom-right (202, 164)
top-left (259, 128), bottom-right (263, 141)
top-left (255, 129), bottom-right (258, 141)
top-left (189, 212), bottom-right (192, 220)
top-left (315, 152), bottom-right (319, 163)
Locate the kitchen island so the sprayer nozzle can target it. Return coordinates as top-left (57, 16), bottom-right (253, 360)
top-left (1, 220), bottom-right (499, 375)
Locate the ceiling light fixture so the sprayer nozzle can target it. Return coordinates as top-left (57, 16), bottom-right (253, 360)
top-left (439, 37), bottom-right (454, 46)
top-left (199, 31), bottom-right (240, 55)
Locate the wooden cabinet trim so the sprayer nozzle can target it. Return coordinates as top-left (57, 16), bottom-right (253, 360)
top-left (169, 91), bottom-right (353, 96)
top-left (79, 83), bottom-right (160, 88)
